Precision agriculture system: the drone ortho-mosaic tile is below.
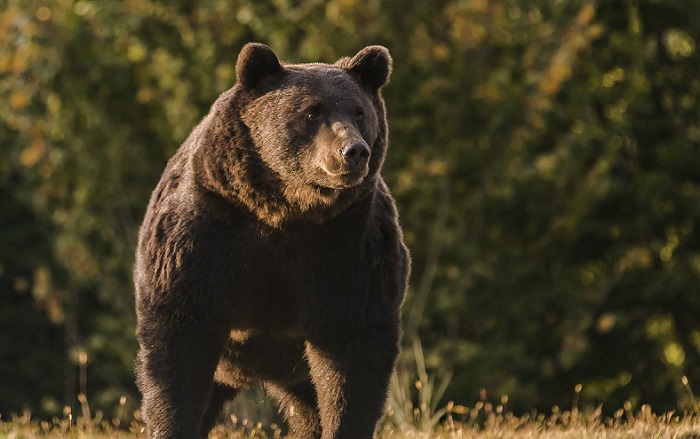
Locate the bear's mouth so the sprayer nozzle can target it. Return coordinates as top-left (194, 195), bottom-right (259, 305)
top-left (311, 184), bottom-right (339, 198)
top-left (310, 170), bottom-right (366, 200)
top-left (316, 164), bottom-right (367, 189)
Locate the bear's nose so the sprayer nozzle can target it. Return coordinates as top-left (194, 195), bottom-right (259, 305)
top-left (340, 141), bottom-right (370, 168)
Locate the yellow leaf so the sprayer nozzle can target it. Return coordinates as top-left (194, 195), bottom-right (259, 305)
top-left (20, 138), bottom-right (45, 167)
top-left (36, 6), bottom-right (52, 21)
top-left (9, 91), bottom-right (29, 109)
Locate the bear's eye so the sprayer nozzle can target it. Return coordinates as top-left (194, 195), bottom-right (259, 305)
top-left (306, 108), bottom-right (321, 121)
top-left (355, 111), bottom-right (364, 122)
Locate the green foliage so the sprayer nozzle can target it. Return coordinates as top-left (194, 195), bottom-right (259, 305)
top-left (398, 1), bottom-right (700, 415)
top-left (1, 0), bottom-right (699, 422)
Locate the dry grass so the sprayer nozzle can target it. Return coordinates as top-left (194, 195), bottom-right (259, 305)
top-left (2, 405), bottom-right (699, 439)
top-left (380, 404), bottom-right (700, 438)
top-left (3, 346), bottom-right (698, 439)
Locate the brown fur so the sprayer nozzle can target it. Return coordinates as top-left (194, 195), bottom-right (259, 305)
top-left (134, 43), bottom-right (409, 439)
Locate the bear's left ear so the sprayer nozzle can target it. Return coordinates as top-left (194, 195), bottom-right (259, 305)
top-left (236, 43), bottom-right (283, 89)
top-left (339, 45), bottom-right (392, 92)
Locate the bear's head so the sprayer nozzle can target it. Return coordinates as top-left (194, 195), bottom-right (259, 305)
top-left (194, 43), bottom-right (393, 228)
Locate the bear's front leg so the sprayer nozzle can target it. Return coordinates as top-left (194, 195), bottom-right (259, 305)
top-left (305, 325), bottom-right (399, 439)
top-left (136, 306), bottom-right (227, 439)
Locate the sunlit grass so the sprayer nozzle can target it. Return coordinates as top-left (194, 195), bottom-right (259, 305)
top-left (2, 405), bottom-right (699, 438)
top-left (0, 408), bottom-right (142, 438)
top-left (3, 345), bottom-right (699, 438)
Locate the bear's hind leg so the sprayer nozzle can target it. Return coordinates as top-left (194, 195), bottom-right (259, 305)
top-left (267, 381), bottom-right (321, 439)
top-left (200, 383), bottom-right (239, 438)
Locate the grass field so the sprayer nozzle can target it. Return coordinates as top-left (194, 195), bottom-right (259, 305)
top-left (4, 343), bottom-right (697, 438)
top-left (2, 404), bottom-right (699, 439)
top-left (3, 345), bottom-right (698, 438)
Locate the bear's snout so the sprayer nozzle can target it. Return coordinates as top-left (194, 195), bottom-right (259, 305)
top-left (340, 141), bottom-right (371, 169)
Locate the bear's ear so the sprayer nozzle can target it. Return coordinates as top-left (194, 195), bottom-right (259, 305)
top-left (236, 43), bottom-right (283, 89)
top-left (339, 45), bottom-right (393, 92)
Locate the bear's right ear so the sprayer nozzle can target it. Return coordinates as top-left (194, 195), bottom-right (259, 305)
top-left (236, 43), bottom-right (283, 89)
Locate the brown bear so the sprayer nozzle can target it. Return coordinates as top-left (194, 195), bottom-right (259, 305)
top-left (133, 43), bottom-right (409, 439)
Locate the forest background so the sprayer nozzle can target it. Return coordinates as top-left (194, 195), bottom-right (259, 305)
top-left (1, 0), bottom-right (700, 424)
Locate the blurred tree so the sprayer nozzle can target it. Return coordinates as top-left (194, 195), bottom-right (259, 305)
top-left (0, 184), bottom-right (65, 416)
top-left (0, 0), bottom-right (698, 421)
top-left (0, 0), bottom-right (253, 417)
top-left (389, 0), bottom-right (700, 414)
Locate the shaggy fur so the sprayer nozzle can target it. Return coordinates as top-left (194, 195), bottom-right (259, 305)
top-left (134, 43), bottom-right (410, 439)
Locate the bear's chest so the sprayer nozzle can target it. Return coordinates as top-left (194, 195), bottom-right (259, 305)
top-left (217, 222), bottom-right (372, 330)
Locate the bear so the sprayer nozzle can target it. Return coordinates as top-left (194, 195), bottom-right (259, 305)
top-left (133, 42), bottom-right (410, 439)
